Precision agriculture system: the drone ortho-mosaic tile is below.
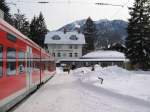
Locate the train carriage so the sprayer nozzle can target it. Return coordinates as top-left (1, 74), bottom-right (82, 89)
top-left (0, 18), bottom-right (56, 112)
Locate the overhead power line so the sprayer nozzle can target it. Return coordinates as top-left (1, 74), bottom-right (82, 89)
top-left (111, 0), bottom-right (130, 18)
top-left (6, 2), bottom-right (17, 6)
top-left (95, 3), bottom-right (124, 7)
top-left (38, 1), bottom-right (49, 4)
top-left (7, 1), bottom-right (126, 6)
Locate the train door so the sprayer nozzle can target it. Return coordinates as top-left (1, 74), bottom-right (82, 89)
top-left (26, 46), bottom-right (32, 89)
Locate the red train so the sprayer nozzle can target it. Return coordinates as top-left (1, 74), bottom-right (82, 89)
top-left (0, 18), bottom-right (56, 112)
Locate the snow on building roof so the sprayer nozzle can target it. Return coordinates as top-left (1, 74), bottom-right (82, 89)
top-left (44, 31), bottom-right (85, 45)
top-left (58, 58), bottom-right (127, 62)
top-left (82, 50), bottom-right (126, 60)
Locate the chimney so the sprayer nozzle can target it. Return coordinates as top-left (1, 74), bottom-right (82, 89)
top-left (63, 27), bottom-right (67, 34)
top-left (75, 24), bottom-right (81, 34)
top-left (77, 28), bottom-right (81, 33)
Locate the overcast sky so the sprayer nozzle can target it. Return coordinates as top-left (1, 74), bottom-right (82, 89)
top-left (7, 0), bottom-right (134, 30)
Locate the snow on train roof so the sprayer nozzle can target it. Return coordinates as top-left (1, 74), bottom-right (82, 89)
top-left (45, 31), bottom-right (85, 45)
top-left (82, 50), bottom-right (126, 60)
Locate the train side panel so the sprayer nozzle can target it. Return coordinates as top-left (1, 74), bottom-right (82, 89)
top-left (0, 31), bottom-right (27, 112)
top-left (0, 19), bottom-right (56, 112)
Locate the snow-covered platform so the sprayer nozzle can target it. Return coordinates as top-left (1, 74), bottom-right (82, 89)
top-left (13, 67), bottom-right (150, 112)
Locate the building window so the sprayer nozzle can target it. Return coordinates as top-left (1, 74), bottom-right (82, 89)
top-left (69, 53), bottom-right (72, 57)
top-left (74, 45), bottom-right (78, 49)
top-left (69, 35), bottom-right (78, 40)
top-left (57, 52), bottom-right (61, 57)
top-left (53, 53), bottom-right (55, 57)
top-left (0, 45), bottom-right (3, 77)
top-left (63, 53), bottom-right (66, 57)
top-left (52, 35), bottom-right (61, 40)
top-left (74, 53), bottom-right (78, 57)
top-left (69, 45), bottom-right (72, 49)
top-left (7, 48), bottom-right (16, 76)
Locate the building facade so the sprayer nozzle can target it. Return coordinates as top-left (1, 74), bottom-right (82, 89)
top-left (44, 31), bottom-right (85, 62)
top-left (59, 50), bottom-right (128, 68)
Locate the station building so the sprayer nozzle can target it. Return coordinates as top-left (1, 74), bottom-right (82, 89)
top-left (59, 50), bottom-right (128, 68)
top-left (44, 30), bottom-right (85, 63)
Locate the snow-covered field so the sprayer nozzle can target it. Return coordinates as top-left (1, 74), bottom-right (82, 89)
top-left (13, 66), bottom-right (150, 112)
top-left (74, 65), bottom-right (150, 102)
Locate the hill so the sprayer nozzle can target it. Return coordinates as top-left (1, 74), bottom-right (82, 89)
top-left (58, 19), bottom-right (128, 49)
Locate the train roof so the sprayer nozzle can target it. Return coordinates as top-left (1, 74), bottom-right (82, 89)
top-left (0, 18), bottom-right (39, 48)
top-left (0, 18), bottom-right (52, 58)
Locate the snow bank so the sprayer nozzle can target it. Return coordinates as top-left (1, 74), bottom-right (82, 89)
top-left (73, 67), bottom-right (91, 76)
top-left (73, 65), bottom-right (150, 102)
top-left (82, 50), bottom-right (125, 59)
top-left (56, 67), bottom-right (63, 74)
top-left (101, 66), bottom-right (131, 76)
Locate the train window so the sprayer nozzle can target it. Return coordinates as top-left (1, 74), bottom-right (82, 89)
top-left (0, 45), bottom-right (3, 77)
top-left (0, 62), bottom-right (2, 77)
top-left (18, 62), bottom-right (25, 74)
top-left (7, 33), bottom-right (16, 42)
top-left (45, 61), bottom-right (49, 71)
top-left (18, 50), bottom-right (25, 74)
top-left (7, 48), bottom-right (16, 76)
top-left (7, 48), bottom-right (16, 58)
top-left (0, 45), bottom-right (2, 58)
top-left (18, 50), bottom-right (25, 59)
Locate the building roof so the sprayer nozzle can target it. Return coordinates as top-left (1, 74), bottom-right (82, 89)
top-left (81, 50), bottom-right (126, 61)
top-left (58, 58), bottom-right (128, 62)
top-left (44, 31), bottom-right (85, 45)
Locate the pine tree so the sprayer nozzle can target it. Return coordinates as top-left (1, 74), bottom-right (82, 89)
top-left (12, 11), bottom-right (30, 37)
top-left (30, 12), bottom-right (47, 48)
top-left (30, 16), bottom-right (38, 42)
top-left (0, 0), bottom-right (12, 24)
top-left (0, 0), bottom-right (9, 15)
top-left (37, 12), bottom-right (47, 47)
top-left (125, 0), bottom-right (150, 70)
top-left (83, 17), bottom-right (97, 54)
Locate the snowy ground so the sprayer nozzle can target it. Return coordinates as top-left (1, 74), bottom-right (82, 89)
top-left (13, 66), bottom-right (150, 112)
top-left (74, 65), bottom-right (150, 102)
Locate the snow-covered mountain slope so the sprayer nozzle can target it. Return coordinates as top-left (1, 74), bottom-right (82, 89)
top-left (58, 19), bottom-right (128, 46)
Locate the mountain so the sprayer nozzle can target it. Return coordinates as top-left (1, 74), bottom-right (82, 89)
top-left (58, 19), bottom-right (128, 49)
